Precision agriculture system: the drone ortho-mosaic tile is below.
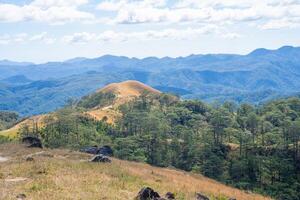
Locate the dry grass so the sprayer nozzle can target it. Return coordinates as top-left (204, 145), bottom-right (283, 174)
top-left (86, 109), bottom-right (121, 124)
top-left (86, 80), bottom-right (161, 123)
top-left (99, 80), bottom-right (161, 99)
top-left (0, 144), bottom-right (271, 200)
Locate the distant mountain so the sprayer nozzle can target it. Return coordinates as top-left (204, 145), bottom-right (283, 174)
top-left (1, 75), bottom-right (32, 86)
top-left (0, 60), bottom-right (34, 66)
top-left (0, 46), bottom-right (300, 115)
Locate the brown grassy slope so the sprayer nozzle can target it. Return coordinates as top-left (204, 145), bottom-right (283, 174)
top-left (0, 115), bottom-right (47, 138)
top-left (0, 144), bottom-right (271, 200)
top-left (0, 80), bottom-right (160, 135)
top-left (99, 80), bottom-right (161, 98)
top-left (86, 80), bottom-right (161, 123)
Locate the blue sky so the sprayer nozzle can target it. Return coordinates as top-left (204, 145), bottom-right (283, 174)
top-left (0, 0), bottom-right (300, 63)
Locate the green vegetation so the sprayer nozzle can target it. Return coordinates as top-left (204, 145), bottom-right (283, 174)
top-left (18, 94), bottom-right (300, 200)
top-left (0, 135), bottom-right (11, 144)
top-left (0, 111), bottom-right (19, 130)
top-left (77, 92), bottom-right (115, 109)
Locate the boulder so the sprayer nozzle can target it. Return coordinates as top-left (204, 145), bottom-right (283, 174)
top-left (22, 136), bottom-right (42, 148)
top-left (135, 187), bottom-right (161, 200)
top-left (165, 192), bottom-right (175, 199)
top-left (90, 154), bottom-right (111, 163)
top-left (16, 194), bottom-right (26, 200)
top-left (25, 156), bottom-right (34, 162)
top-left (98, 145), bottom-right (113, 156)
top-left (196, 193), bottom-right (210, 200)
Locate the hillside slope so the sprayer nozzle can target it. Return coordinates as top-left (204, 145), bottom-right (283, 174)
top-left (99, 80), bottom-right (161, 99)
top-left (85, 80), bottom-right (161, 123)
top-left (0, 115), bottom-right (47, 138)
top-left (0, 143), bottom-right (270, 200)
top-left (0, 81), bottom-right (161, 136)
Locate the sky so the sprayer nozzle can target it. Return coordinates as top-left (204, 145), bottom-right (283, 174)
top-left (0, 0), bottom-right (300, 63)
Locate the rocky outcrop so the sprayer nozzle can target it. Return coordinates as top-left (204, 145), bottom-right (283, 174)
top-left (135, 187), bottom-right (176, 200)
top-left (135, 187), bottom-right (161, 200)
top-left (196, 193), bottom-right (210, 200)
top-left (98, 145), bottom-right (113, 156)
top-left (22, 136), bottom-right (42, 148)
top-left (165, 192), bottom-right (175, 199)
top-left (90, 154), bottom-right (111, 163)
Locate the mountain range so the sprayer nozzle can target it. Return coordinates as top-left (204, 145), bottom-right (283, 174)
top-left (1, 46), bottom-right (300, 115)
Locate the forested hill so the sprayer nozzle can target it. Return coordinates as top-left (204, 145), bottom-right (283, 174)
top-left (8, 81), bottom-right (299, 200)
top-left (1, 46), bottom-right (300, 115)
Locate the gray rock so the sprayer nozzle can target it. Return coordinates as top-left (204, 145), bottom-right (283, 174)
top-left (196, 193), bottom-right (210, 200)
top-left (136, 187), bottom-right (161, 200)
top-left (25, 156), bottom-right (34, 162)
top-left (165, 192), bottom-right (175, 199)
top-left (90, 154), bottom-right (111, 163)
top-left (16, 194), bottom-right (26, 200)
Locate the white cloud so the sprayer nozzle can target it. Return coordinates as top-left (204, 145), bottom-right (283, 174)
top-left (13, 33), bottom-right (28, 43)
top-left (96, 0), bottom-right (300, 30)
top-left (62, 26), bottom-right (240, 44)
top-left (62, 32), bottom-right (96, 44)
top-left (30, 32), bottom-right (56, 44)
top-left (31, 0), bottom-right (89, 8)
top-left (0, 34), bottom-right (11, 45)
top-left (0, 0), bottom-right (93, 24)
top-left (260, 18), bottom-right (300, 29)
top-left (0, 32), bottom-right (56, 45)
top-left (1, 0), bottom-right (299, 31)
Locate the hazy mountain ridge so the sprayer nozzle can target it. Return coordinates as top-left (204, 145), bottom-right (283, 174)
top-left (1, 46), bottom-right (300, 115)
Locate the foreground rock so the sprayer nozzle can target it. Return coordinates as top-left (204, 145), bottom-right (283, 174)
top-left (90, 154), bottom-right (111, 163)
top-left (135, 187), bottom-right (161, 200)
top-left (16, 194), bottom-right (26, 200)
top-left (196, 193), bottom-right (210, 200)
top-left (25, 156), bottom-right (34, 162)
top-left (136, 187), bottom-right (176, 200)
top-left (165, 192), bottom-right (175, 199)
top-left (98, 145), bottom-right (113, 156)
top-left (22, 136), bottom-right (42, 148)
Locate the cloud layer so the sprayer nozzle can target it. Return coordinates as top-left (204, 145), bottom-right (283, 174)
top-left (0, 32), bottom-right (55, 45)
top-left (62, 26), bottom-right (225, 44)
top-left (0, 0), bottom-right (93, 24)
top-left (96, 0), bottom-right (300, 29)
top-left (0, 26), bottom-right (241, 45)
top-left (0, 0), bottom-right (299, 29)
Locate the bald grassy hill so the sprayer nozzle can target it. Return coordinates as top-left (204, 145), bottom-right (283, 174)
top-left (0, 143), bottom-right (270, 200)
top-left (0, 80), bottom-right (162, 137)
top-left (84, 80), bottom-right (161, 124)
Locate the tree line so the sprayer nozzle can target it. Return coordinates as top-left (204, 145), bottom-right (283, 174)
top-left (18, 93), bottom-right (300, 200)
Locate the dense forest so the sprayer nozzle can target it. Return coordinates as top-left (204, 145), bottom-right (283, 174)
top-left (17, 93), bottom-right (300, 200)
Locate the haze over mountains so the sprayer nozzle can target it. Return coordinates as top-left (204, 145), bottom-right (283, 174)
top-left (1, 46), bottom-right (300, 115)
